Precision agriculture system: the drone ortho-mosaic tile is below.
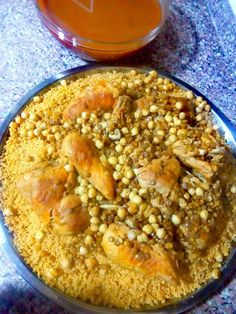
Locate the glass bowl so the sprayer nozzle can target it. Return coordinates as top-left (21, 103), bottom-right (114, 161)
top-left (34, 1), bottom-right (169, 61)
top-left (0, 65), bottom-right (236, 314)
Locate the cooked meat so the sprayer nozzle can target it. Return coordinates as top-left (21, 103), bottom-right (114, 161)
top-left (102, 223), bottom-right (179, 282)
top-left (172, 141), bottom-right (214, 179)
top-left (111, 95), bottom-right (132, 123)
top-left (134, 155), bottom-right (181, 196)
top-left (63, 83), bottom-right (118, 119)
top-left (62, 133), bottom-right (115, 199)
top-left (16, 162), bottom-right (68, 222)
top-left (135, 97), bottom-right (151, 110)
top-left (53, 195), bottom-right (89, 235)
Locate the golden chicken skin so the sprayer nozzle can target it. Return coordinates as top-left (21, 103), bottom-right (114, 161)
top-left (102, 223), bottom-right (179, 282)
top-left (16, 162), bottom-right (68, 222)
top-left (62, 133), bottom-right (115, 199)
top-left (172, 140), bottom-right (214, 179)
top-left (63, 83), bottom-right (119, 119)
top-left (134, 155), bottom-right (181, 196)
top-left (17, 164), bottom-right (89, 235)
top-left (53, 195), bottom-right (89, 235)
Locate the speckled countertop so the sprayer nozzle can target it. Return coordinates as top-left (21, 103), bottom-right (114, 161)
top-left (0, 0), bottom-right (236, 313)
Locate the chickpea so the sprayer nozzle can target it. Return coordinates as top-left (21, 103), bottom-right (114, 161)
top-left (200, 209), bottom-right (209, 221)
top-left (129, 193), bottom-right (142, 205)
top-left (15, 116), bottom-right (23, 124)
top-left (108, 156), bottom-right (118, 166)
top-left (113, 171), bottom-right (121, 181)
top-left (99, 224), bottom-right (108, 233)
top-left (150, 105), bottom-right (158, 113)
top-left (186, 91), bottom-right (194, 99)
top-left (137, 233), bottom-right (148, 243)
top-left (117, 208), bottom-right (126, 220)
top-left (142, 224), bottom-right (153, 235)
top-left (120, 189), bottom-right (129, 199)
top-left (171, 214), bottom-right (181, 225)
top-left (179, 198), bottom-right (187, 208)
top-left (156, 228), bottom-right (166, 239)
top-left (149, 70), bottom-right (157, 78)
top-left (131, 127), bottom-right (139, 136)
top-left (175, 102), bottom-right (183, 110)
top-left (196, 187), bottom-right (204, 196)
top-left (157, 77), bottom-right (163, 84)
top-left (120, 138), bottom-right (127, 146)
top-left (33, 96), bottom-right (40, 103)
top-left (88, 187), bottom-right (97, 198)
top-left (122, 177), bottom-right (130, 185)
top-left (84, 235), bottom-right (94, 245)
top-left (81, 194), bottom-right (89, 204)
top-left (60, 79), bottom-right (67, 86)
top-left (148, 121), bottom-right (155, 129)
top-left (126, 169), bottom-right (134, 179)
top-left (89, 207), bottom-right (99, 217)
top-left (148, 214), bottom-right (157, 224)
top-left (115, 144), bottom-right (123, 153)
top-left (127, 230), bottom-right (137, 240)
top-left (118, 155), bottom-right (126, 165)
top-left (79, 246), bottom-right (88, 256)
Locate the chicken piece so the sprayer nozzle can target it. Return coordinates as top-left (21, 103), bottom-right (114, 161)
top-left (135, 97), bottom-right (151, 110)
top-left (111, 96), bottom-right (132, 123)
top-left (53, 195), bottom-right (89, 235)
top-left (178, 207), bottom-right (225, 252)
top-left (16, 163), bottom-right (68, 222)
top-left (62, 133), bottom-right (115, 199)
top-left (63, 83), bottom-right (118, 119)
top-left (102, 223), bottom-right (179, 282)
top-left (172, 141), bottom-right (214, 179)
top-left (134, 155), bottom-right (181, 196)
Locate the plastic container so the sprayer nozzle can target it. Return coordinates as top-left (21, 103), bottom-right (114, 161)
top-left (34, 0), bottom-right (169, 61)
top-left (0, 65), bottom-right (236, 314)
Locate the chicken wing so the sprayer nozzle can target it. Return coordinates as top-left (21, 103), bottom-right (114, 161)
top-left (63, 83), bottom-right (118, 119)
top-left (53, 195), bottom-right (89, 235)
top-left (111, 95), bottom-right (132, 123)
top-left (62, 133), bottom-right (115, 199)
top-left (134, 155), bottom-right (181, 196)
top-left (16, 163), bottom-right (68, 222)
top-left (172, 141), bottom-right (214, 179)
top-left (102, 223), bottom-right (179, 282)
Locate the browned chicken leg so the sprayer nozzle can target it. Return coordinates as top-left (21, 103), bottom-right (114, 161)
top-left (63, 83), bottom-right (119, 119)
top-left (16, 162), bottom-right (68, 222)
top-left (62, 133), bottom-right (115, 199)
top-left (53, 195), bottom-right (89, 235)
top-left (17, 163), bottom-right (89, 235)
top-left (102, 223), bottom-right (179, 282)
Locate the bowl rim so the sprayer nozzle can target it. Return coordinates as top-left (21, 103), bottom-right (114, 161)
top-left (34, 0), bottom-right (169, 47)
top-left (0, 64), bottom-right (236, 314)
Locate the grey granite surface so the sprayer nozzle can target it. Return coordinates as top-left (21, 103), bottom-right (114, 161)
top-left (0, 0), bottom-right (236, 313)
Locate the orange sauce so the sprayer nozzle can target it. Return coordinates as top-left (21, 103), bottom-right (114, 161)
top-left (38, 0), bottom-right (162, 42)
